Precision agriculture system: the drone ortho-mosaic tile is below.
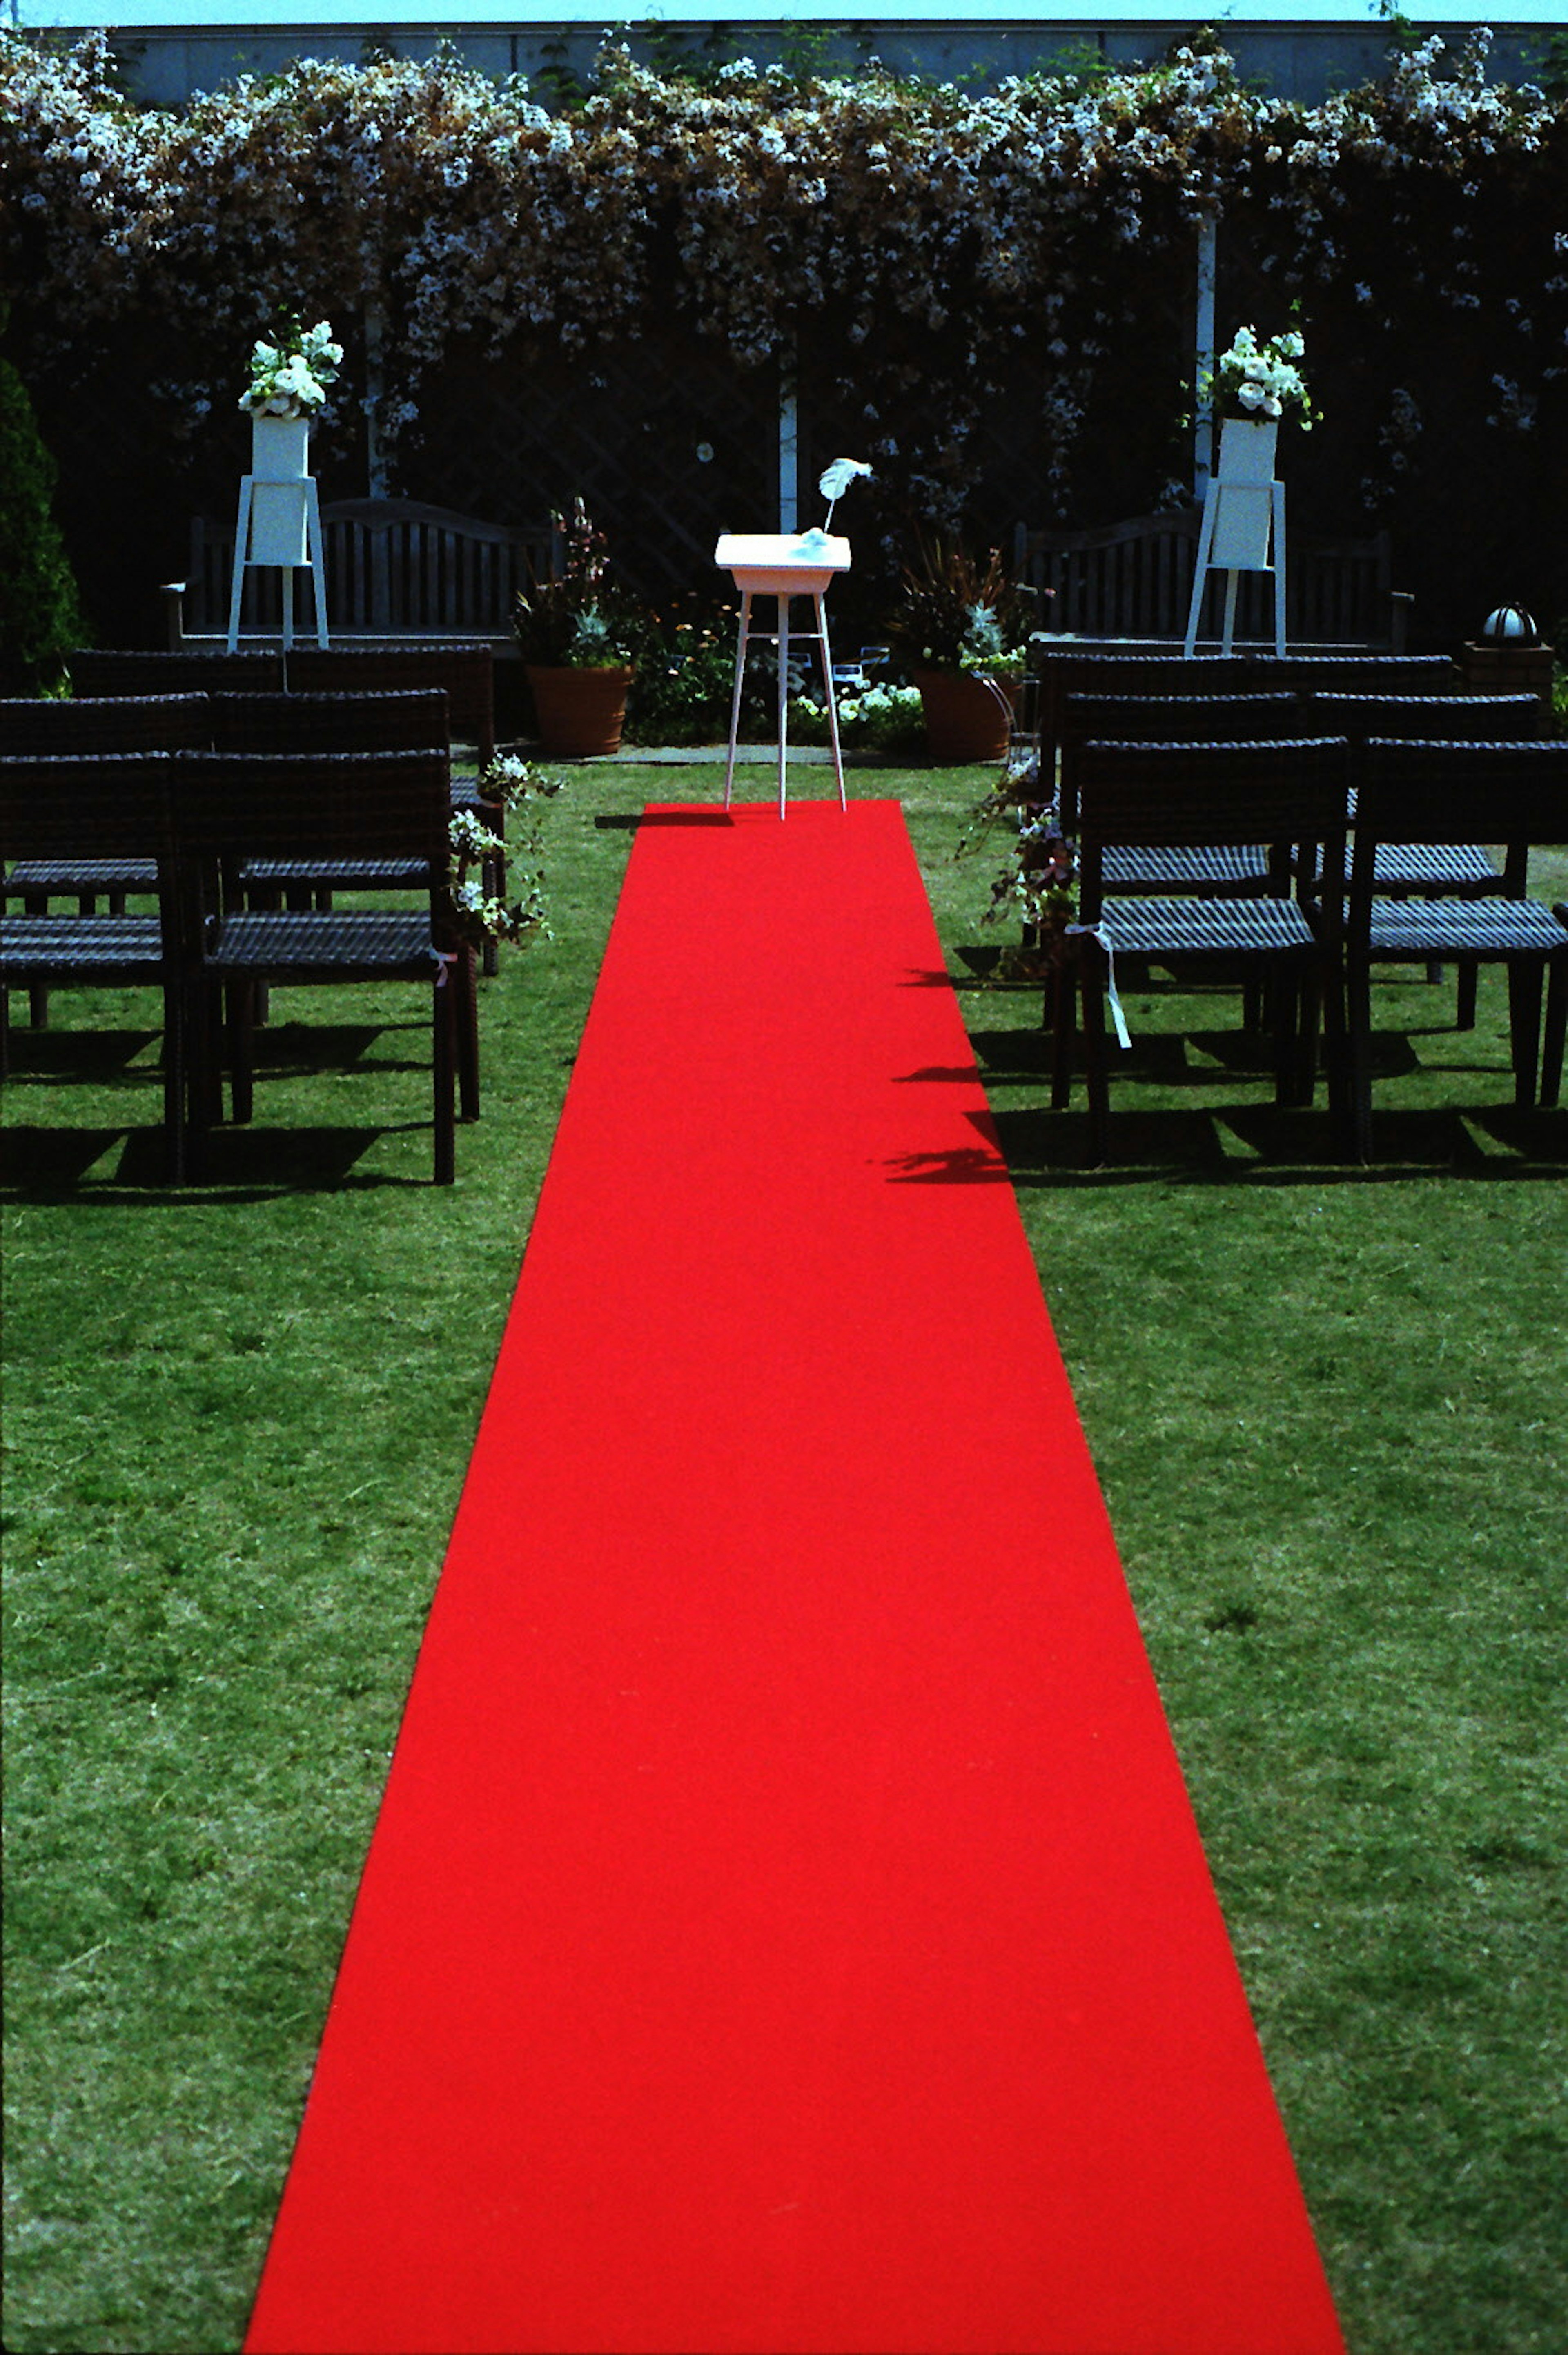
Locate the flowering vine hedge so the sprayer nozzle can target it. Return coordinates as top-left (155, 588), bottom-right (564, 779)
top-left (2, 25), bottom-right (1564, 633)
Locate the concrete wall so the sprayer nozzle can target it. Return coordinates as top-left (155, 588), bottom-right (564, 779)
top-left (91, 19), bottom-right (1558, 111)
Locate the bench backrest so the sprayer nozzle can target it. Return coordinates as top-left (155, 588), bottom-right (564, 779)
top-left (1016, 509), bottom-right (1404, 650)
top-left (174, 500), bottom-right (557, 645)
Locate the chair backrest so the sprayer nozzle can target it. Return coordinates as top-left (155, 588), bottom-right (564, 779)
top-left (1016, 511), bottom-right (1402, 646)
top-left (1306, 693), bottom-right (1544, 744)
top-left (1060, 694), bottom-right (1304, 828)
top-left (1062, 692), bottom-right (1302, 744)
top-left (1352, 740), bottom-right (1568, 871)
top-left (1260, 653), bottom-right (1457, 696)
top-left (69, 649), bottom-right (286, 695)
top-left (285, 645), bottom-right (494, 765)
top-left (1072, 737), bottom-right (1351, 911)
top-left (174, 749), bottom-right (452, 864)
top-left (0, 753), bottom-right (176, 864)
top-left (0, 695), bottom-right (210, 753)
top-left (207, 690), bottom-right (449, 754)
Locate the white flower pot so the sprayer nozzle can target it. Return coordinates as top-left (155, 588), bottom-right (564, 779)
top-left (1217, 415), bottom-right (1278, 484)
top-left (250, 412), bottom-right (312, 481)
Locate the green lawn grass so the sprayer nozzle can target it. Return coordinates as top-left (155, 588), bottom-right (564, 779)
top-left (4, 764), bottom-right (1565, 2353)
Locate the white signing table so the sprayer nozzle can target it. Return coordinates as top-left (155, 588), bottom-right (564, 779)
top-left (715, 532), bottom-right (851, 818)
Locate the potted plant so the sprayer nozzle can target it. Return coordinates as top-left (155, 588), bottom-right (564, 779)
top-left (514, 499), bottom-right (642, 757)
top-left (887, 536), bottom-right (1028, 763)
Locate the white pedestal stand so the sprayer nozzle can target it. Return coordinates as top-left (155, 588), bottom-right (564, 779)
top-left (227, 414), bottom-right (330, 653)
top-left (715, 533), bottom-right (851, 818)
top-left (1184, 418), bottom-right (1286, 658)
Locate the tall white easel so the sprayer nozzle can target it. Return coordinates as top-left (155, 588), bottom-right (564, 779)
top-left (715, 532), bottom-right (851, 818)
top-left (1184, 461), bottom-right (1286, 657)
top-left (227, 418), bottom-right (329, 652)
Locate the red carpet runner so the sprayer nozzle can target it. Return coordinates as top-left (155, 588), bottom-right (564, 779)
top-left (246, 799), bottom-right (1343, 2355)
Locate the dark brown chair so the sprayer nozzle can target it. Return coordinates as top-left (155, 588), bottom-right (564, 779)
top-left (1056, 738), bottom-right (1352, 1163)
top-left (1058, 692), bottom-right (1303, 874)
top-left (285, 648), bottom-right (503, 966)
top-left (174, 749), bottom-right (468, 1183)
top-left (1, 754), bottom-right (186, 1176)
top-left (0, 699), bottom-right (209, 1026)
top-left (1344, 740), bottom-right (1568, 1156)
top-left (1310, 693), bottom-right (1548, 1029)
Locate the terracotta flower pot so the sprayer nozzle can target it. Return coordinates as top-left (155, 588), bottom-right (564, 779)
top-left (914, 669), bottom-right (1013, 764)
top-left (526, 664), bottom-right (634, 758)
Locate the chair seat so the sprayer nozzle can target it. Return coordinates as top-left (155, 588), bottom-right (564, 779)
top-left (203, 910), bottom-right (446, 978)
top-left (1, 913), bottom-right (167, 974)
top-left (1366, 898), bottom-right (1568, 958)
top-left (5, 858), bottom-right (160, 896)
top-left (239, 856), bottom-right (435, 888)
top-left (1100, 895), bottom-right (1316, 958)
top-left (1103, 844), bottom-right (1270, 893)
top-left (1370, 844), bottom-right (1500, 892)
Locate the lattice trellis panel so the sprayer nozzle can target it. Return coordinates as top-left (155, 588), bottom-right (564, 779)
top-left (405, 334), bottom-right (782, 605)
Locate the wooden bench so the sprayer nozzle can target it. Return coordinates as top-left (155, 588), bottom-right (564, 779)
top-left (162, 499), bottom-right (560, 654)
top-left (1014, 509), bottom-right (1413, 654)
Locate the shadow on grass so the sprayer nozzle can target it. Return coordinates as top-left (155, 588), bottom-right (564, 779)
top-left (1, 1024), bottom-right (163, 1077)
top-left (1, 1120), bottom-right (434, 1200)
top-left (593, 809), bottom-right (734, 831)
top-left (979, 1099), bottom-right (1568, 1185)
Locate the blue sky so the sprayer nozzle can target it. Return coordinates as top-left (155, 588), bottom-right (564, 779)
top-left (18, 4), bottom-right (1568, 30)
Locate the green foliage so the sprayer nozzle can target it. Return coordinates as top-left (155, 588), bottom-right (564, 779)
top-left (886, 537), bottom-right (1029, 674)
top-left (622, 594), bottom-right (766, 745)
top-left (0, 350), bottom-right (87, 682)
top-left (512, 501), bottom-right (642, 669)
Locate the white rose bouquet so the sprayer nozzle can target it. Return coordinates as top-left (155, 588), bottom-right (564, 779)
top-left (1207, 324), bottom-right (1318, 429)
top-left (238, 318), bottom-right (344, 417)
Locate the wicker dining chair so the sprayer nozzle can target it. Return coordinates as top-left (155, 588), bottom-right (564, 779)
top-left (174, 748), bottom-right (469, 1183)
top-left (1056, 737), bottom-right (1352, 1163)
top-left (1343, 739), bottom-right (1568, 1157)
top-left (1306, 692), bottom-right (1547, 1029)
top-left (1, 753), bottom-right (186, 1177)
top-left (285, 648), bottom-right (504, 966)
top-left (1058, 692), bottom-right (1304, 878)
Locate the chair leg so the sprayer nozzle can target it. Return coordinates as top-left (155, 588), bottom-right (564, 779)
top-left (226, 980), bottom-right (256, 1124)
top-left (161, 978), bottom-right (186, 1184)
top-left (1344, 951), bottom-right (1374, 1162)
top-left (433, 971), bottom-right (457, 1185)
top-left (1455, 958), bottom-right (1479, 1032)
top-left (1541, 945), bottom-right (1566, 1112)
top-left (1080, 949), bottom-right (1110, 1165)
top-left (455, 944), bottom-right (480, 1123)
top-left (1047, 952), bottom-right (1075, 1111)
top-left (1506, 958), bottom-right (1544, 1110)
top-left (1285, 958), bottom-right (1318, 1108)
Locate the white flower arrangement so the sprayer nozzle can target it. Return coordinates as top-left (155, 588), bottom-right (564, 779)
top-left (238, 318), bottom-right (344, 417)
top-left (448, 757), bottom-right (566, 944)
top-left (1207, 323), bottom-right (1318, 429)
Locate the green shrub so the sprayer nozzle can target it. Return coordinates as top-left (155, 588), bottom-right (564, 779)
top-left (0, 344), bottom-right (87, 687)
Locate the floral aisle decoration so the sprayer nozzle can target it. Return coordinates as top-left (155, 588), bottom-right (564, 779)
top-left (238, 317), bottom-right (344, 419)
top-left (1204, 323), bottom-right (1316, 430)
top-left (960, 755), bottom-right (1078, 979)
top-left (448, 755), bottom-right (566, 946)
